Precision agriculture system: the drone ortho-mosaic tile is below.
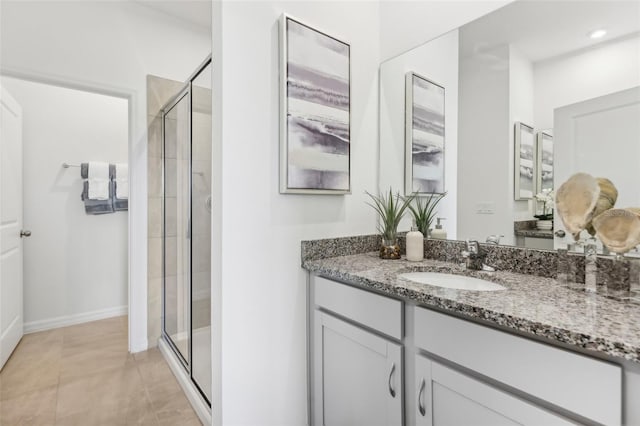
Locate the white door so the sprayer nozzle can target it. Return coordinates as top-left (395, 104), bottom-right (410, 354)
top-left (314, 311), bottom-right (403, 426)
top-left (414, 355), bottom-right (573, 426)
top-left (554, 87), bottom-right (640, 249)
top-left (0, 86), bottom-right (25, 370)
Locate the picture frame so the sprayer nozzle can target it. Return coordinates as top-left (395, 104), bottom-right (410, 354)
top-left (514, 122), bottom-right (536, 200)
top-left (536, 131), bottom-right (553, 193)
top-left (405, 72), bottom-right (445, 196)
top-left (279, 14), bottom-right (351, 194)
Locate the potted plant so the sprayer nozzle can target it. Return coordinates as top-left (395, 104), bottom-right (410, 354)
top-left (366, 188), bottom-right (414, 259)
top-left (534, 188), bottom-right (555, 230)
top-left (406, 192), bottom-right (447, 238)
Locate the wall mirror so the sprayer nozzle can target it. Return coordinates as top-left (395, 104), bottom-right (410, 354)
top-left (379, 0), bottom-right (640, 252)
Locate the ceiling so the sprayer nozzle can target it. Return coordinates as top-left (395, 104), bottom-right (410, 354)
top-left (462, 0), bottom-right (640, 63)
top-left (133, 0), bottom-right (212, 30)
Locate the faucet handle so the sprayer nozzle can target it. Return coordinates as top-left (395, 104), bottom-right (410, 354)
top-left (486, 234), bottom-right (504, 245)
top-left (466, 239), bottom-right (480, 254)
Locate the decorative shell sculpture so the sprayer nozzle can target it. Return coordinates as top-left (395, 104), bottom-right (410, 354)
top-left (556, 173), bottom-right (619, 240)
top-left (585, 177), bottom-right (618, 236)
top-left (555, 173), bottom-right (600, 240)
top-left (592, 208), bottom-right (640, 254)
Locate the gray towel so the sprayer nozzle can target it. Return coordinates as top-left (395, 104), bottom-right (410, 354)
top-left (112, 164), bottom-right (128, 211)
top-left (81, 180), bottom-right (114, 214)
top-left (113, 181), bottom-right (128, 212)
top-left (81, 163), bottom-right (115, 179)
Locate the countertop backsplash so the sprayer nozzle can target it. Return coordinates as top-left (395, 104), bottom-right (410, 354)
top-left (301, 234), bottom-right (640, 298)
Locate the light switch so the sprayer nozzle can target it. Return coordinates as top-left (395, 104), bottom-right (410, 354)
top-left (476, 202), bottom-right (495, 214)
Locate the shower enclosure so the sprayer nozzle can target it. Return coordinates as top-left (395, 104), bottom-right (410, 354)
top-left (162, 57), bottom-right (212, 405)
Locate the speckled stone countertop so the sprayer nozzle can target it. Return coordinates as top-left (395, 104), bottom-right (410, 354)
top-left (303, 252), bottom-right (640, 363)
top-left (514, 220), bottom-right (554, 239)
top-left (514, 229), bottom-right (554, 239)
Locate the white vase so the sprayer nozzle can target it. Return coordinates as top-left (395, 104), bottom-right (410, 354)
top-left (536, 220), bottom-right (553, 230)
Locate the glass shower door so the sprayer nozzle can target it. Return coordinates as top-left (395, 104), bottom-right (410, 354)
top-left (161, 57), bottom-right (212, 406)
top-left (163, 90), bottom-right (191, 365)
top-left (190, 62), bottom-right (212, 401)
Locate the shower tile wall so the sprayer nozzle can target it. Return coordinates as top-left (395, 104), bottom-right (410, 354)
top-left (146, 75), bottom-right (184, 348)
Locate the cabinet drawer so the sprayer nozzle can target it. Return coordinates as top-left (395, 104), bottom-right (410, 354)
top-left (414, 355), bottom-right (573, 426)
top-left (415, 307), bottom-right (621, 425)
top-left (313, 275), bottom-right (402, 339)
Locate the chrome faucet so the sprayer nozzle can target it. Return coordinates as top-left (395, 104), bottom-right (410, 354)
top-left (461, 240), bottom-right (496, 271)
top-left (485, 234), bottom-right (503, 245)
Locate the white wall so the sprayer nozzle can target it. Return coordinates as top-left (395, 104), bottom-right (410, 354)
top-left (457, 35), bottom-right (512, 243)
top-left (2, 77), bottom-right (128, 329)
top-left (458, 41), bottom-right (537, 245)
top-left (379, 29), bottom-right (459, 238)
top-left (508, 45), bottom-right (534, 224)
top-left (215, 2), bottom-right (380, 424)
top-left (379, 0), bottom-right (513, 61)
top-left (534, 35), bottom-right (640, 130)
top-left (0, 1), bottom-right (210, 351)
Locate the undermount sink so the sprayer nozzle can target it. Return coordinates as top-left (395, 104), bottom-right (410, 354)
top-left (399, 272), bottom-right (506, 291)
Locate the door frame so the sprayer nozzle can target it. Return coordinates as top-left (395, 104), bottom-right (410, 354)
top-left (0, 67), bottom-right (146, 352)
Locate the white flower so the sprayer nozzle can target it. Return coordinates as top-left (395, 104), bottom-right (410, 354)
top-left (535, 188), bottom-right (555, 216)
top-left (535, 188), bottom-right (555, 205)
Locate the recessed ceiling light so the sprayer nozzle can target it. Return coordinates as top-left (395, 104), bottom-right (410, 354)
top-left (588, 29), bottom-right (607, 39)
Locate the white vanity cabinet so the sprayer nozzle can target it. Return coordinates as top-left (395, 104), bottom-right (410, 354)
top-left (309, 274), bottom-right (629, 426)
top-left (314, 312), bottom-right (403, 425)
top-left (413, 356), bottom-right (573, 426)
top-left (310, 276), bottom-right (404, 425)
top-left (413, 307), bottom-right (622, 426)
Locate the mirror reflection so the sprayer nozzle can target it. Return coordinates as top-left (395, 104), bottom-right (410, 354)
top-left (379, 0), bottom-right (640, 252)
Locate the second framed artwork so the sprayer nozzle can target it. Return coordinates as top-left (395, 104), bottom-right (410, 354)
top-left (514, 122), bottom-right (536, 200)
top-left (279, 14), bottom-right (351, 194)
top-left (405, 72), bottom-right (445, 195)
top-left (536, 131), bottom-right (554, 192)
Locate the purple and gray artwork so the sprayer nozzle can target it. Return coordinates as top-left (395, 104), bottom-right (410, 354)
top-left (518, 125), bottom-right (535, 198)
top-left (411, 75), bottom-right (444, 194)
top-left (539, 133), bottom-right (553, 191)
top-left (286, 19), bottom-right (350, 191)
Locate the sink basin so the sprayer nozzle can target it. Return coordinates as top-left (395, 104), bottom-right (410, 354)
top-left (399, 272), bottom-right (506, 291)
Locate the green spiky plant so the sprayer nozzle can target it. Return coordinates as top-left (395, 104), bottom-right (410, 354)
top-left (406, 192), bottom-right (447, 237)
top-left (366, 188), bottom-right (415, 242)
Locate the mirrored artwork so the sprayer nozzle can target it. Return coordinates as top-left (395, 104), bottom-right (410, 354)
top-left (405, 72), bottom-right (445, 195)
top-left (514, 122), bottom-right (535, 200)
top-left (537, 132), bottom-right (553, 192)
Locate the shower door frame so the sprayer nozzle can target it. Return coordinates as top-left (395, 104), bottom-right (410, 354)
top-left (161, 86), bottom-right (192, 371)
top-left (161, 56), bottom-right (212, 406)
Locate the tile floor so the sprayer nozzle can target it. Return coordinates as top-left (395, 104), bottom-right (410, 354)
top-left (0, 316), bottom-right (201, 426)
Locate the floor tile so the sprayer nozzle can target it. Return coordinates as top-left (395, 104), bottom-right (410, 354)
top-left (0, 353), bottom-right (61, 400)
top-left (0, 316), bottom-right (201, 426)
top-left (0, 384), bottom-right (58, 426)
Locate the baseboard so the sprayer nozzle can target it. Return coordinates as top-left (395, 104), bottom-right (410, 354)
top-left (24, 305), bottom-right (128, 334)
top-left (159, 338), bottom-right (212, 425)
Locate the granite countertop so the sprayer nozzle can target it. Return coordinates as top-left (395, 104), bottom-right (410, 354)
top-left (515, 229), bottom-right (554, 239)
top-left (303, 252), bottom-right (640, 363)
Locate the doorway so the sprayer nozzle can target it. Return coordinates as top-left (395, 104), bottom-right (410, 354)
top-left (0, 77), bottom-right (130, 365)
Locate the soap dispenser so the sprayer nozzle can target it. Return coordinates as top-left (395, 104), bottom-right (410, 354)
top-left (431, 218), bottom-right (447, 240)
top-left (406, 223), bottom-right (424, 262)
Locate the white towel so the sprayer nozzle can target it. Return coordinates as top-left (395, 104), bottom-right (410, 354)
top-left (115, 163), bottom-right (128, 199)
top-left (87, 161), bottom-right (110, 200)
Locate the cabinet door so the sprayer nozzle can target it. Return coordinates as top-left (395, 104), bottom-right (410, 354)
top-left (414, 356), bottom-right (573, 426)
top-left (314, 311), bottom-right (403, 426)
